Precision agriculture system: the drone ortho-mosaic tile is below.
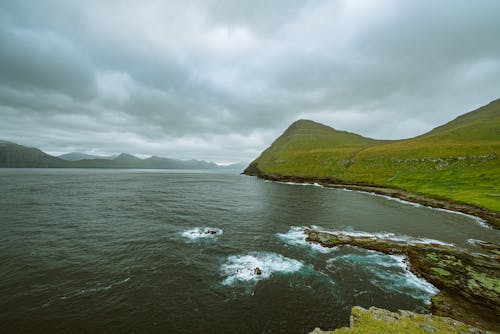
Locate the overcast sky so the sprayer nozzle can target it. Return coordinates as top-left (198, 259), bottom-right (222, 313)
top-left (1, 0), bottom-right (499, 163)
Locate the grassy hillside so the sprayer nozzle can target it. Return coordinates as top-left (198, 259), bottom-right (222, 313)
top-left (0, 141), bottom-right (68, 168)
top-left (0, 142), bottom-right (220, 170)
top-left (245, 99), bottom-right (500, 212)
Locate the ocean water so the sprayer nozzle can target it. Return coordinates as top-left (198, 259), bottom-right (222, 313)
top-left (0, 169), bottom-right (497, 333)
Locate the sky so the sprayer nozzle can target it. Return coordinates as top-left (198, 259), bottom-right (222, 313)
top-left (1, 0), bottom-right (499, 163)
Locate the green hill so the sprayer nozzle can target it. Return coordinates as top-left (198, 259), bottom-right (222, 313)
top-left (0, 142), bottom-right (222, 170)
top-left (0, 141), bottom-right (68, 168)
top-left (244, 99), bottom-right (500, 213)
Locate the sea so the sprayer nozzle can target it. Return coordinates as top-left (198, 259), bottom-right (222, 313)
top-left (0, 169), bottom-right (497, 333)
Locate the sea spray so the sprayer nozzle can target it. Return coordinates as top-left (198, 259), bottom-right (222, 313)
top-left (220, 252), bottom-right (304, 286)
top-left (277, 226), bottom-right (337, 253)
top-left (308, 225), bottom-right (453, 246)
top-left (180, 227), bottom-right (223, 241)
top-left (326, 252), bottom-right (438, 303)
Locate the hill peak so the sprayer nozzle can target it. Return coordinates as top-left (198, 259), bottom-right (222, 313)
top-left (287, 119), bottom-right (334, 131)
top-left (280, 118), bottom-right (378, 146)
top-left (114, 153), bottom-right (142, 161)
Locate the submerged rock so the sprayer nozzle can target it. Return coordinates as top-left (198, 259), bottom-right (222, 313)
top-left (310, 306), bottom-right (493, 334)
top-left (305, 229), bottom-right (500, 332)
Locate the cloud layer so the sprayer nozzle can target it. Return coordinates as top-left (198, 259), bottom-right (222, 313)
top-left (1, 0), bottom-right (499, 162)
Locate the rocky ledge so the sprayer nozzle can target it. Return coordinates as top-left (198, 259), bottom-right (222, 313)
top-left (310, 306), bottom-right (494, 334)
top-left (306, 229), bottom-right (500, 332)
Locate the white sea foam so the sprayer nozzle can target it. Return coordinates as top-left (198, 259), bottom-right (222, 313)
top-left (180, 227), bottom-right (223, 240)
top-left (277, 226), bottom-right (337, 253)
top-left (338, 188), bottom-right (489, 228)
top-left (467, 238), bottom-right (485, 245)
top-left (433, 208), bottom-right (490, 228)
top-left (276, 181), bottom-right (324, 188)
top-left (327, 253), bottom-right (438, 302)
top-left (272, 180), bottom-right (488, 228)
top-left (220, 252), bottom-right (304, 286)
top-left (308, 226), bottom-right (453, 246)
top-left (340, 188), bottom-right (422, 207)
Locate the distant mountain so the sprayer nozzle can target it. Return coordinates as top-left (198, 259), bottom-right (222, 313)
top-left (245, 99), bottom-right (500, 212)
top-left (0, 142), bottom-right (222, 170)
top-left (0, 141), bottom-right (68, 168)
top-left (58, 152), bottom-right (115, 161)
top-left (221, 162), bottom-right (248, 170)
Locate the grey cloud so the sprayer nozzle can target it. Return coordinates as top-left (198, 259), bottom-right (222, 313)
top-left (0, 0), bottom-right (499, 162)
top-left (0, 18), bottom-right (95, 100)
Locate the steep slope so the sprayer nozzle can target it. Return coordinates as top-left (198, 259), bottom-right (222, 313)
top-left (245, 99), bottom-right (500, 212)
top-left (245, 120), bottom-right (384, 175)
top-left (0, 141), bottom-right (69, 167)
top-left (417, 98), bottom-right (500, 142)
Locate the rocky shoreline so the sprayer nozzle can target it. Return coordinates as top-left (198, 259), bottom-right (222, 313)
top-left (243, 172), bottom-right (500, 229)
top-left (305, 228), bottom-right (500, 332)
top-left (310, 306), bottom-right (495, 334)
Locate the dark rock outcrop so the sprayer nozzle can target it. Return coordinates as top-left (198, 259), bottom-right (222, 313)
top-left (305, 229), bottom-right (500, 332)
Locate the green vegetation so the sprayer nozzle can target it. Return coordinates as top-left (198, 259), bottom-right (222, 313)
top-left (245, 99), bottom-right (500, 211)
top-left (314, 306), bottom-right (489, 334)
top-left (306, 229), bottom-right (500, 332)
top-left (0, 142), bottom-right (227, 169)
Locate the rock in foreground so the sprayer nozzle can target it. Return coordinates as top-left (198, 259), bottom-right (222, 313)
top-left (310, 306), bottom-right (494, 334)
top-left (305, 229), bottom-right (500, 331)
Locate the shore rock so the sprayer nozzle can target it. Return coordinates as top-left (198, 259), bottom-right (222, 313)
top-left (310, 306), bottom-right (494, 334)
top-left (305, 229), bottom-right (500, 331)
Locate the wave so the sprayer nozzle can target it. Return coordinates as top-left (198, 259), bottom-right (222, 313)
top-left (309, 225), bottom-right (453, 246)
top-left (327, 252), bottom-right (438, 302)
top-left (277, 226), bottom-right (338, 253)
top-left (180, 227), bottom-right (223, 240)
top-left (220, 251), bottom-right (304, 286)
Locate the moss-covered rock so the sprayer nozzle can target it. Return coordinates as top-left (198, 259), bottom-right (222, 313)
top-left (305, 229), bottom-right (500, 331)
top-left (310, 306), bottom-right (495, 334)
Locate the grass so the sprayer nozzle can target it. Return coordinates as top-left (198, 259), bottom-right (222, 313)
top-left (328, 306), bottom-right (481, 334)
top-left (248, 99), bottom-right (500, 211)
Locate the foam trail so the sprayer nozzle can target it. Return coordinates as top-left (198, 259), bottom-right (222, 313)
top-left (59, 277), bottom-right (131, 300)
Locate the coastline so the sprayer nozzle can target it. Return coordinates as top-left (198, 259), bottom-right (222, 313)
top-left (304, 228), bottom-right (500, 332)
top-left (243, 172), bottom-right (500, 229)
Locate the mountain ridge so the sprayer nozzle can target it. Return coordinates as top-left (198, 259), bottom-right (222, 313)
top-left (0, 142), bottom-right (242, 170)
top-left (244, 99), bottom-right (500, 216)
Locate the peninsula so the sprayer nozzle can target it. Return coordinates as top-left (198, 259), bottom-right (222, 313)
top-left (244, 99), bottom-right (500, 228)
